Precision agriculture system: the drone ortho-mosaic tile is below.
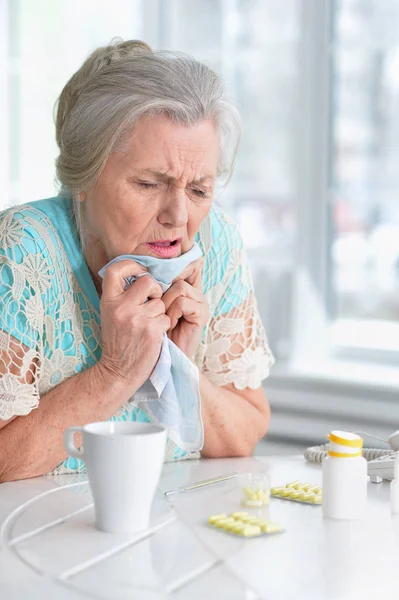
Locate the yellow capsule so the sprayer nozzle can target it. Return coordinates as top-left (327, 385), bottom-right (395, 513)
top-left (241, 525), bottom-right (261, 537)
top-left (302, 492), bottom-right (315, 502)
top-left (294, 491), bottom-right (306, 501)
top-left (271, 487), bottom-right (284, 496)
top-left (262, 522), bottom-right (283, 534)
top-left (311, 494), bottom-right (322, 504)
top-left (213, 519), bottom-right (227, 528)
top-left (231, 511), bottom-right (248, 519)
top-left (301, 483), bottom-right (312, 492)
top-left (215, 517), bottom-right (234, 528)
top-left (256, 490), bottom-right (269, 504)
top-left (246, 516), bottom-right (261, 525)
top-left (290, 490), bottom-right (303, 500)
top-left (240, 515), bottom-right (252, 523)
top-left (208, 514), bottom-right (227, 524)
top-left (243, 499), bottom-right (264, 508)
top-left (287, 480), bottom-right (301, 490)
top-left (232, 523), bottom-right (246, 534)
top-left (308, 485), bottom-right (322, 494)
top-left (254, 518), bottom-right (269, 527)
top-left (224, 521), bottom-right (238, 531)
top-left (280, 488), bottom-right (295, 497)
top-left (243, 486), bottom-right (257, 499)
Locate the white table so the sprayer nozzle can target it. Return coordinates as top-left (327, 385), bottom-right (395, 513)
top-left (1, 455), bottom-right (398, 600)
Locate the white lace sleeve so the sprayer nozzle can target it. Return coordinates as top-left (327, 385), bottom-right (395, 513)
top-left (0, 211), bottom-right (44, 419)
top-left (197, 207), bottom-right (275, 390)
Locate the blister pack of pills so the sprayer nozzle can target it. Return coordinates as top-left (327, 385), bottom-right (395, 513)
top-left (207, 512), bottom-right (283, 538)
top-left (271, 481), bottom-right (322, 504)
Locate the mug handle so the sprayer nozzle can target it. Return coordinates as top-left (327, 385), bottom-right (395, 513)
top-left (63, 426), bottom-right (84, 460)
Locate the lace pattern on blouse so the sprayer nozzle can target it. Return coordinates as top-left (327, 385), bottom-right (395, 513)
top-left (0, 207), bottom-right (101, 421)
top-left (0, 201), bottom-right (274, 469)
top-left (196, 207), bottom-right (274, 389)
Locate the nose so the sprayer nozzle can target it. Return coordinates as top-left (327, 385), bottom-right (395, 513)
top-left (157, 185), bottom-right (188, 229)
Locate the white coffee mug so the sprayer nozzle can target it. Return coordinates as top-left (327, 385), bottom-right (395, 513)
top-left (63, 421), bottom-right (166, 534)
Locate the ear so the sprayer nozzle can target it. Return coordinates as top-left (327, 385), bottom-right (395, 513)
top-left (79, 191), bottom-right (87, 202)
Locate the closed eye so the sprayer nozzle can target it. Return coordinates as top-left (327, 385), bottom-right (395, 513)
top-left (190, 188), bottom-right (208, 198)
top-left (138, 181), bottom-right (158, 189)
top-left (136, 180), bottom-right (210, 197)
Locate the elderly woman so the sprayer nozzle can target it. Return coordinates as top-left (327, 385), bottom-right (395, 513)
top-left (0, 40), bottom-right (274, 482)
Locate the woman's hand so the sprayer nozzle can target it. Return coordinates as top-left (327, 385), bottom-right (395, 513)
top-left (162, 258), bottom-right (209, 360)
top-left (99, 261), bottom-right (170, 393)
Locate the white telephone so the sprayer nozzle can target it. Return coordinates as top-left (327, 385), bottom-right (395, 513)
top-left (305, 430), bottom-right (399, 483)
top-left (367, 452), bottom-right (397, 483)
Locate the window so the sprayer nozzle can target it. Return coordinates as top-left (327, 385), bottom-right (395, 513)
top-left (2, 0), bottom-right (398, 369)
top-left (329, 0), bottom-right (399, 357)
top-left (2, 0), bottom-right (144, 207)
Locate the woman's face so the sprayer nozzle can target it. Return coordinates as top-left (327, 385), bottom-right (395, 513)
top-left (83, 115), bottom-right (219, 262)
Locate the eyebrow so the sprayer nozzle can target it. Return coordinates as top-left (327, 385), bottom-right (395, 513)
top-left (135, 169), bottom-right (214, 185)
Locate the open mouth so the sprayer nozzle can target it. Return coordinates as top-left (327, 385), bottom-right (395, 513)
top-left (146, 239), bottom-right (182, 257)
top-left (150, 240), bottom-right (178, 247)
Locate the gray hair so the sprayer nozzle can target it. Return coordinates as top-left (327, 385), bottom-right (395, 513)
top-left (54, 39), bottom-right (241, 245)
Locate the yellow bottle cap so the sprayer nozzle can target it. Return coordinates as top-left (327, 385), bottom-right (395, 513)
top-left (327, 431), bottom-right (363, 448)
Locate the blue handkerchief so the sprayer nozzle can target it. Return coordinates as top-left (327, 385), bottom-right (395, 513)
top-left (98, 243), bottom-right (204, 451)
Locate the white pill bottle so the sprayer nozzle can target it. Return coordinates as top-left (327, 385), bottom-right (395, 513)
top-left (322, 430), bottom-right (367, 520)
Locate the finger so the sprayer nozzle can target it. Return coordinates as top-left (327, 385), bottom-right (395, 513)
top-left (173, 258), bottom-right (203, 284)
top-left (167, 297), bottom-right (204, 330)
top-left (154, 313), bottom-right (171, 334)
top-left (124, 273), bottom-right (163, 305)
top-left (162, 278), bottom-right (204, 312)
top-left (185, 258), bottom-right (204, 287)
top-left (140, 298), bottom-right (166, 318)
top-left (101, 260), bottom-right (147, 299)
top-left (174, 258), bottom-right (204, 288)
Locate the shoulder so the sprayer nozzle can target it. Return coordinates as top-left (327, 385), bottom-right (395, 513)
top-left (199, 204), bottom-right (244, 292)
top-left (199, 204), bottom-right (253, 317)
top-left (208, 203), bottom-right (243, 253)
top-left (0, 197), bottom-right (73, 296)
top-left (0, 196), bottom-right (73, 258)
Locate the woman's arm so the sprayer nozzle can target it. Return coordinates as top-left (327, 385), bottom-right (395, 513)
top-left (0, 260), bottom-right (171, 483)
top-left (200, 377), bottom-right (270, 458)
top-left (0, 362), bottom-right (132, 482)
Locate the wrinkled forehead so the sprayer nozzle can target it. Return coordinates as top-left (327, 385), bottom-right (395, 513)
top-left (115, 114), bottom-right (220, 181)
